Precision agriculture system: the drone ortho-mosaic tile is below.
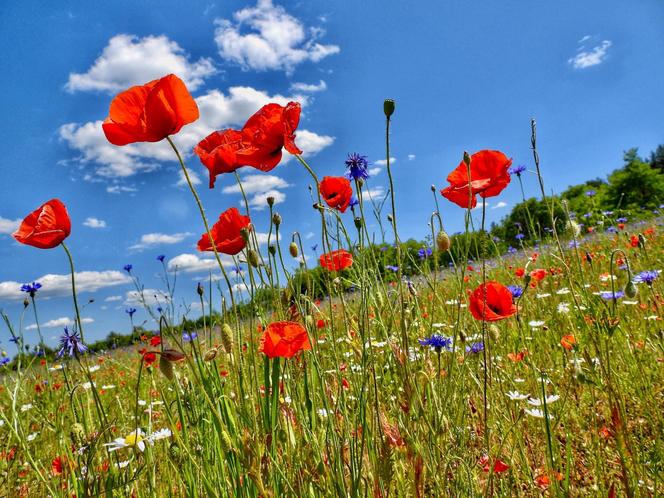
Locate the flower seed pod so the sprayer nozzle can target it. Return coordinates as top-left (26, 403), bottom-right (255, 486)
top-left (266, 196), bottom-right (275, 207)
top-left (430, 185), bottom-right (436, 192)
top-left (354, 217), bottom-right (362, 229)
top-left (436, 231), bottom-right (451, 251)
top-left (221, 323), bottom-right (234, 353)
top-left (268, 244), bottom-right (276, 256)
top-left (624, 281), bottom-right (638, 299)
top-left (289, 242), bottom-right (299, 258)
top-left (383, 99), bottom-right (395, 118)
top-left (159, 356), bottom-right (175, 381)
top-left (272, 213), bottom-right (281, 226)
top-left (203, 347), bottom-right (218, 361)
top-left (247, 249), bottom-right (259, 268)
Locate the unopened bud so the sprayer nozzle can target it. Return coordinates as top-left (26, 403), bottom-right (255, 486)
top-left (387, 214), bottom-right (393, 223)
top-left (430, 185), bottom-right (436, 192)
top-left (383, 99), bottom-right (395, 118)
top-left (272, 213), bottom-right (282, 226)
top-left (221, 323), bottom-right (234, 353)
top-left (463, 151), bottom-right (471, 167)
top-left (161, 349), bottom-right (186, 362)
top-left (638, 234), bottom-right (647, 248)
top-left (289, 242), bottom-right (299, 258)
top-left (268, 245), bottom-right (276, 256)
top-left (247, 249), bottom-right (259, 268)
top-left (624, 281), bottom-right (637, 299)
top-left (266, 196), bottom-right (275, 207)
top-left (489, 324), bottom-right (500, 341)
top-left (159, 356), bottom-right (174, 381)
top-left (585, 252), bottom-right (593, 264)
top-left (203, 348), bottom-right (218, 361)
top-left (197, 283), bottom-right (204, 296)
top-left (436, 231), bottom-right (451, 251)
top-left (23, 298), bottom-right (29, 308)
top-left (354, 217), bottom-right (362, 229)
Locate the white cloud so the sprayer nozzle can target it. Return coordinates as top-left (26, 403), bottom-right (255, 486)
top-left (107, 185), bottom-right (138, 194)
top-left (66, 34), bottom-right (216, 93)
top-left (124, 289), bottom-right (172, 307)
top-left (104, 295), bottom-right (123, 302)
top-left (568, 39), bottom-right (612, 69)
top-left (373, 157), bottom-right (396, 166)
top-left (0, 271), bottom-right (131, 301)
top-left (129, 232), bottom-right (192, 251)
top-left (368, 167), bottom-right (381, 176)
top-left (0, 216), bottom-right (20, 235)
top-left (175, 168), bottom-right (202, 187)
top-left (408, 154), bottom-right (416, 161)
top-left (60, 86), bottom-right (333, 184)
top-left (221, 174), bottom-right (291, 210)
top-left (361, 186), bottom-right (387, 202)
top-left (26, 317), bottom-right (93, 330)
top-left (491, 201), bottom-right (508, 210)
top-left (214, 0), bottom-right (339, 73)
top-left (167, 253), bottom-right (235, 273)
top-left (290, 80), bottom-right (327, 92)
top-left (83, 217), bottom-right (107, 228)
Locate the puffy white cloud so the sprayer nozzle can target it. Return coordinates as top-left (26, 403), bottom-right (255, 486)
top-left (408, 154), bottom-right (416, 161)
top-left (214, 0), bottom-right (339, 73)
top-left (167, 253), bottom-right (235, 273)
top-left (361, 186), bottom-right (387, 202)
top-left (124, 288), bottom-right (172, 307)
top-left (104, 295), bottom-right (123, 302)
top-left (0, 271), bottom-right (131, 301)
top-left (175, 168), bottom-right (202, 187)
top-left (373, 157), bottom-right (396, 166)
top-left (568, 38), bottom-right (612, 69)
top-left (491, 201), bottom-right (508, 210)
top-left (221, 174), bottom-right (291, 210)
top-left (0, 216), bottom-right (20, 235)
top-left (290, 80), bottom-right (327, 92)
top-left (26, 317), bottom-right (94, 330)
top-left (83, 217), bottom-right (107, 228)
top-left (66, 34), bottom-right (216, 93)
top-left (129, 232), bottom-right (193, 251)
top-left (60, 86), bottom-right (332, 184)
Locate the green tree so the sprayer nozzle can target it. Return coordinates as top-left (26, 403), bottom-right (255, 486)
top-left (604, 148), bottom-right (664, 211)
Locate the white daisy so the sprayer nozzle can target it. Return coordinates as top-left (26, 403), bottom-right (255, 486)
top-left (506, 391), bottom-right (529, 401)
top-left (104, 429), bottom-right (146, 452)
top-left (527, 395), bottom-right (560, 406)
top-left (525, 408), bottom-right (554, 420)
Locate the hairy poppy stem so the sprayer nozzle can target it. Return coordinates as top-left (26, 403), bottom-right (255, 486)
top-left (61, 242), bottom-right (84, 342)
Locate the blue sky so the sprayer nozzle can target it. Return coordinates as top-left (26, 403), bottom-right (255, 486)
top-left (1, 0), bottom-right (663, 350)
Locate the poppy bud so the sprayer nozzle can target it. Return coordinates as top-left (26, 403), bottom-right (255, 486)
top-left (203, 348), bottom-right (218, 361)
top-left (289, 242), bottom-right (299, 258)
top-left (161, 349), bottom-right (186, 362)
top-left (430, 185), bottom-right (436, 192)
top-left (436, 231), bottom-right (451, 251)
top-left (489, 324), bottom-right (501, 341)
top-left (240, 227), bottom-right (250, 243)
top-left (624, 281), bottom-right (637, 299)
top-left (463, 151), bottom-right (471, 167)
top-left (266, 196), bottom-right (275, 207)
top-left (247, 249), bottom-right (260, 268)
top-left (272, 213), bottom-right (282, 226)
top-left (383, 99), bottom-right (395, 118)
top-left (197, 283), bottom-right (204, 297)
top-left (354, 217), bottom-right (362, 229)
top-left (222, 323), bottom-right (234, 353)
top-left (524, 273), bottom-right (532, 287)
top-left (159, 356), bottom-right (174, 381)
top-left (268, 245), bottom-right (276, 256)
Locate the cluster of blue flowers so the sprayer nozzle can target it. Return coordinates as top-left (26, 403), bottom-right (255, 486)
top-left (418, 334), bottom-right (453, 352)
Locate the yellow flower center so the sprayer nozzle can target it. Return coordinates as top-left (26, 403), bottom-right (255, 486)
top-left (124, 432), bottom-right (143, 446)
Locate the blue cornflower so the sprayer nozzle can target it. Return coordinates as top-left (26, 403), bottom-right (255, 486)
top-left (232, 265), bottom-right (243, 275)
top-left (509, 165), bottom-right (527, 176)
top-left (0, 357), bottom-right (10, 366)
top-left (156, 255), bottom-right (165, 262)
top-left (507, 285), bottom-right (523, 300)
top-left (126, 308), bottom-right (137, 318)
top-left (57, 327), bottom-right (87, 358)
top-left (515, 233), bottom-right (525, 240)
top-left (418, 334), bottom-right (452, 353)
top-left (418, 247), bottom-right (432, 260)
top-left (311, 244), bottom-right (318, 253)
top-left (344, 153), bottom-right (370, 181)
top-left (157, 307), bottom-right (163, 313)
top-left (507, 246), bottom-right (517, 254)
top-left (182, 332), bottom-right (198, 342)
top-left (583, 213), bottom-right (592, 219)
top-left (616, 217), bottom-right (628, 223)
top-left (586, 190), bottom-right (596, 197)
top-left (20, 282), bottom-right (42, 297)
top-left (633, 270), bottom-right (660, 286)
top-left (466, 342), bottom-right (484, 354)
top-left (349, 196), bottom-right (359, 209)
top-left (385, 265), bottom-right (399, 272)
top-left (123, 264), bottom-right (133, 273)
top-left (600, 291), bottom-right (624, 300)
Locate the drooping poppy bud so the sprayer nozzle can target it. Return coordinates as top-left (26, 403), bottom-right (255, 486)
top-left (383, 99), bottom-right (395, 118)
top-left (436, 231), bottom-right (451, 251)
top-left (289, 242), bottom-right (299, 258)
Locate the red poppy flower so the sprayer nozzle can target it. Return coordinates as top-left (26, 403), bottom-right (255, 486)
top-left (319, 249), bottom-right (353, 271)
top-left (468, 281), bottom-right (517, 322)
top-left (102, 74), bottom-right (199, 146)
top-left (260, 321), bottom-right (311, 359)
top-left (195, 102), bottom-right (302, 188)
top-left (51, 456), bottom-right (64, 476)
top-left (13, 199), bottom-right (71, 249)
top-left (319, 176), bottom-right (353, 213)
top-left (440, 150), bottom-right (512, 209)
top-left (529, 269), bottom-right (547, 281)
top-left (197, 207), bottom-right (251, 255)
top-left (560, 334), bottom-right (577, 351)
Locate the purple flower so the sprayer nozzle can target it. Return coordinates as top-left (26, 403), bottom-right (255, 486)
top-left (507, 285), bottom-right (523, 299)
top-left (509, 165), bottom-right (527, 176)
top-left (507, 246), bottom-right (517, 254)
top-left (349, 196), bottom-right (360, 208)
top-left (157, 255), bottom-right (165, 262)
top-left (600, 291), bottom-right (624, 300)
top-left (182, 332), bottom-right (197, 342)
top-left (344, 153), bottom-right (370, 181)
top-left (126, 308), bottom-right (137, 318)
top-left (515, 233), bottom-right (525, 240)
top-left (385, 265), bottom-right (399, 272)
top-left (586, 190), bottom-right (596, 197)
top-left (419, 334), bottom-right (452, 352)
top-left (20, 282), bottom-right (42, 297)
top-left (0, 357), bottom-right (10, 366)
top-left (418, 247), bottom-right (432, 260)
top-left (466, 342), bottom-right (484, 354)
top-left (633, 270), bottom-right (660, 286)
top-left (123, 264), bottom-right (133, 273)
top-left (57, 327), bottom-right (87, 358)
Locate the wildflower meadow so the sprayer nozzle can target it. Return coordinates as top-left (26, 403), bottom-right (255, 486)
top-left (1, 4), bottom-right (664, 497)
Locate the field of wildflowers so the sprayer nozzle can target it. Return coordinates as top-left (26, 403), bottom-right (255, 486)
top-left (1, 73), bottom-right (663, 497)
